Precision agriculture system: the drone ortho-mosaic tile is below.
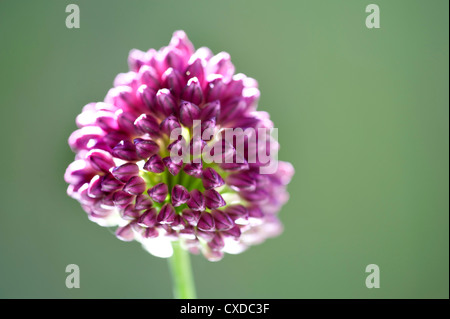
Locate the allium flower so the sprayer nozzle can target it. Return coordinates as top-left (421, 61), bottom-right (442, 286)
top-left (65, 31), bottom-right (294, 263)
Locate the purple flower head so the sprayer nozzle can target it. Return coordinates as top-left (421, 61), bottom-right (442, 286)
top-left (65, 31), bottom-right (293, 261)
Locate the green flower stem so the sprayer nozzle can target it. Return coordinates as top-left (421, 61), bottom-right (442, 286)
top-left (168, 241), bottom-right (197, 299)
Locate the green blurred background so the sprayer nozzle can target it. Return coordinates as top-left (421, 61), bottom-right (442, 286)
top-left (0, 0), bottom-right (448, 298)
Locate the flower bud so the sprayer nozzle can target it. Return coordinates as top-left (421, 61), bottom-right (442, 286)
top-left (112, 140), bottom-right (140, 161)
top-left (157, 203), bottom-right (176, 224)
top-left (111, 163), bottom-right (139, 183)
top-left (163, 157), bottom-right (182, 176)
top-left (134, 113), bottom-right (160, 137)
top-left (134, 138), bottom-right (159, 159)
top-left (113, 190), bottom-right (135, 209)
top-left (171, 185), bottom-right (190, 207)
top-left (160, 115), bottom-right (181, 136)
top-left (156, 88), bottom-right (177, 116)
top-left (181, 77), bottom-right (203, 105)
top-left (208, 233), bottom-right (225, 251)
top-left (138, 65), bottom-right (160, 89)
top-left (162, 67), bottom-right (184, 97)
top-left (204, 189), bottom-right (226, 209)
top-left (186, 189), bottom-right (205, 211)
top-left (197, 212), bottom-right (215, 232)
top-left (144, 154), bottom-right (165, 173)
top-left (201, 100), bottom-right (220, 121)
top-left (137, 208), bottom-right (158, 227)
top-left (147, 182), bottom-right (169, 203)
top-left (182, 209), bottom-right (201, 226)
top-left (101, 173), bottom-right (124, 192)
top-left (202, 167), bottom-right (225, 190)
top-left (123, 176), bottom-right (147, 195)
top-left (212, 209), bottom-right (234, 231)
top-left (116, 224), bottom-right (135, 241)
top-left (135, 193), bottom-right (153, 210)
top-left (179, 101), bottom-right (200, 127)
top-left (185, 58), bottom-right (205, 86)
top-left (121, 204), bottom-right (141, 220)
top-left (226, 172), bottom-right (256, 191)
top-left (183, 162), bottom-right (203, 178)
top-left (87, 175), bottom-right (103, 198)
